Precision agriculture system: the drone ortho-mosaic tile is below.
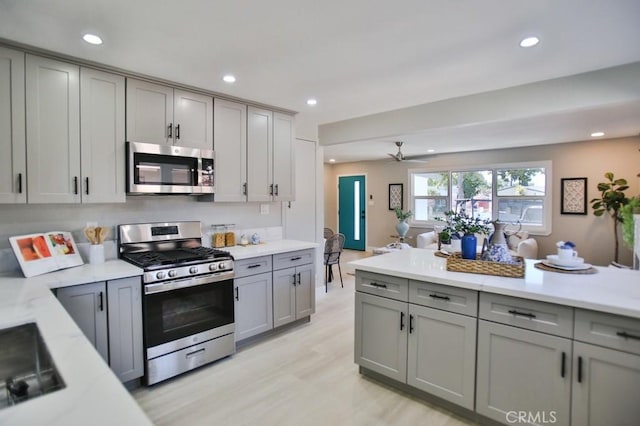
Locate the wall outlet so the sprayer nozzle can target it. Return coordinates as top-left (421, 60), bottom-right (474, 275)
top-left (260, 204), bottom-right (270, 215)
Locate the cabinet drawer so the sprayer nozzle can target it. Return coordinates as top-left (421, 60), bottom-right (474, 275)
top-left (575, 309), bottom-right (640, 355)
top-left (409, 280), bottom-right (478, 317)
top-left (479, 293), bottom-right (574, 338)
top-left (234, 256), bottom-right (272, 278)
top-left (273, 249), bottom-right (314, 270)
top-left (356, 271), bottom-right (408, 302)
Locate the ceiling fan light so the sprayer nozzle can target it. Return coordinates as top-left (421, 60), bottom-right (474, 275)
top-left (520, 36), bottom-right (539, 48)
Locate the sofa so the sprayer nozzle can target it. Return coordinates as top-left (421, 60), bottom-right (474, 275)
top-left (416, 230), bottom-right (539, 259)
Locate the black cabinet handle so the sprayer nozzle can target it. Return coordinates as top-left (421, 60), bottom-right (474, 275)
top-left (270, 184), bottom-right (274, 195)
top-left (409, 314), bottom-right (414, 333)
top-left (370, 282), bottom-right (387, 289)
top-left (290, 256), bottom-right (302, 261)
top-left (243, 182), bottom-right (247, 195)
top-left (292, 274), bottom-right (296, 286)
top-left (577, 356), bottom-right (583, 383)
top-left (73, 176), bottom-right (78, 195)
top-left (429, 294), bottom-right (451, 301)
top-left (616, 331), bottom-right (640, 341)
top-left (85, 177), bottom-right (90, 195)
top-left (175, 124), bottom-right (180, 139)
top-left (18, 173), bottom-right (22, 194)
top-left (297, 272), bottom-right (301, 285)
top-left (247, 264), bottom-right (261, 269)
top-left (98, 292), bottom-right (104, 312)
top-left (508, 309), bottom-right (536, 319)
top-left (275, 184), bottom-right (279, 196)
top-left (400, 312), bottom-right (405, 331)
top-left (561, 352), bottom-right (566, 378)
top-left (235, 287), bottom-right (239, 301)
top-left (168, 123), bottom-right (173, 139)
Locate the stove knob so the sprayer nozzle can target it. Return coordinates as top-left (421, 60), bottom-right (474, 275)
top-left (189, 266), bottom-right (198, 274)
top-left (209, 263), bottom-right (218, 271)
top-left (168, 270), bottom-right (177, 278)
top-left (156, 271), bottom-right (166, 280)
top-left (218, 262), bottom-right (225, 270)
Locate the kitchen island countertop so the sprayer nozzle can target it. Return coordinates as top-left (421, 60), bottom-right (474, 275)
top-left (0, 260), bottom-right (152, 426)
top-left (350, 248), bottom-right (640, 319)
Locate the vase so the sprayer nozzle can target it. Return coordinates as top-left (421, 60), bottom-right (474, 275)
top-left (395, 220), bottom-right (410, 239)
top-left (481, 221), bottom-right (513, 263)
top-left (461, 233), bottom-right (477, 260)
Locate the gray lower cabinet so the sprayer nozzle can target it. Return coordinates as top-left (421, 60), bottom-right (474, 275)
top-left (407, 304), bottom-right (477, 410)
top-left (476, 320), bottom-right (572, 425)
top-left (234, 272), bottom-right (273, 341)
top-left (56, 277), bottom-right (143, 382)
top-left (272, 263), bottom-right (314, 327)
top-left (354, 291), bottom-right (408, 382)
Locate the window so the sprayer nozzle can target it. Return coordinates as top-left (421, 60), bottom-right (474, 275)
top-left (409, 162), bottom-right (551, 235)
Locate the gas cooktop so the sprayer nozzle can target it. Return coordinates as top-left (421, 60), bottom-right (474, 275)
top-left (122, 247), bottom-right (231, 269)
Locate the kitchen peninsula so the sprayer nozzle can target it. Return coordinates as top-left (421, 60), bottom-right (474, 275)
top-left (351, 248), bottom-right (640, 425)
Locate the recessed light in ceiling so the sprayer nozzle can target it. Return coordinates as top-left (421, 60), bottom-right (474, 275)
top-left (329, 158), bottom-right (336, 163)
top-left (222, 74), bottom-right (236, 83)
top-left (82, 33), bottom-right (103, 45)
top-left (519, 36), bottom-right (539, 48)
top-left (427, 149), bottom-right (435, 153)
top-left (306, 98), bottom-right (317, 106)
top-left (591, 131), bottom-right (605, 137)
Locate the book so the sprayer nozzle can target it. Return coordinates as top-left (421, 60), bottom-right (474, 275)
top-left (9, 232), bottom-right (84, 278)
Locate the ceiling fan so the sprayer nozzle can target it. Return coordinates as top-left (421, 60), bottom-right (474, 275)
top-left (387, 141), bottom-right (432, 162)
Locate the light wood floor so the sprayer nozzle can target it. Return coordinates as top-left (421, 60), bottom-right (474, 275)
top-left (132, 250), bottom-right (476, 426)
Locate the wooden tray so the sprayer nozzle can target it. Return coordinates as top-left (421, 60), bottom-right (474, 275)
top-left (446, 253), bottom-right (525, 278)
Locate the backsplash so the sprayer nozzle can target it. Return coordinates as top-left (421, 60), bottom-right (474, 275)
top-left (0, 196), bottom-right (283, 273)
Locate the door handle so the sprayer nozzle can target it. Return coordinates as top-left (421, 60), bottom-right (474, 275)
top-left (235, 287), bottom-right (239, 301)
top-left (292, 274), bottom-right (296, 286)
top-left (98, 292), bottom-right (104, 312)
top-left (168, 123), bottom-right (173, 139)
top-left (400, 312), bottom-right (405, 331)
top-left (577, 356), bottom-right (583, 383)
top-left (85, 177), bottom-right (90, 195)
top-left (275, 184), bottom-right (279, 196)
top-left (409, 314), bottom-right (414, 333)
top-left (73, 176), bottom-right (78, 195)
top-left (360, 211), bottom-right (365, 219)
top-left (561, 351), bottom-right (566, 378)
top-left (175, 124), bottom-right (180, 140)
top-left (17, 173), bottom-right (23, 194)
top-left (297, 272), bottom-right (301, 285)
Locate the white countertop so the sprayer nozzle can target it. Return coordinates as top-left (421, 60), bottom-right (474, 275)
top-left (224, 239), bottom-right (319, 260)
top-left (350, 248), bottom-right (640, 319)
top-left (0, 260), bottom-right (152, 425)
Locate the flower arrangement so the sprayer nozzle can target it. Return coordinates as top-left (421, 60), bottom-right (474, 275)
top-left (435, 210), bottom-right (491, 240)
top-left (556, 241), bottom-right (576, 249)
top-left (394, 207), bottom-right (413, 221)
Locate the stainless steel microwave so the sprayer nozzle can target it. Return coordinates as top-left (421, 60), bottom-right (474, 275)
top-left (126, 141), bottom-right (214, 195)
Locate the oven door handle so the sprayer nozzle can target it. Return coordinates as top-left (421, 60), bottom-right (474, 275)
top-left (145, 272), bottom-right (234, 294)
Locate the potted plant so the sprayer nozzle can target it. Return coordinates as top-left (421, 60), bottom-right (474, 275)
top-left (621, 196), bottom-right (640, 251)
top-left (394, 207), bottom-right (413, 240)
top-left (436, 210), bottom-right (491, 259)
top-left (590, 172), bottom-right (629, 264)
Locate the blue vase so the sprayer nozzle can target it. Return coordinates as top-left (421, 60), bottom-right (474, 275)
top-left (461, 233), bottom-right (477, 260)
top-left (395, 220), bottom-right (410, 239)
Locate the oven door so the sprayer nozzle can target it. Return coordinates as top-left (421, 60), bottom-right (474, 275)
top-left (143, 274), bottom-right (234, 358)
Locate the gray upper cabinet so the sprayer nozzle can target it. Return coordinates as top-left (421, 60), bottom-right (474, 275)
top-left (57, 281), bottom-right (109, 362)
top-left (26, 54), bottom-right (81, 204)
top-left (247, 106), bottom-right (273, 202)
top-left (80, 67), bottom-right (126, 203)
top-left (272, 112), bottom-right (295, 202)
top-left (476, 320), bottom-right (572, 425)
top-left (126, 78), bottom-right (212, 149)
top-left (214, 98), bottom-right (247, 202)
top-left (0, 46), bottom-right (26, 204)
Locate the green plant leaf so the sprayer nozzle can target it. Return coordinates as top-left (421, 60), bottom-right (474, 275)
top-left (605, 172), bottom-right (614, 180)
top-left (597, 183), bottom-right (610, 191)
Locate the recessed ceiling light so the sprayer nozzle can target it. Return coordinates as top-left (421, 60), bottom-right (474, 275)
top-left (222, 74), bottom-right (236, 83)
top-left (82, 33), bottom-right (103, 45)
top-left (329, 158), bottom-right (336, 163)
top-left (519, 36), bottom-right (539, 48)
top-left (427, 149), bottom-right (435, 153)
top-left (591, 131), bottom-right (605, 137)
top-left (306, 98), bottom-right (317, 106)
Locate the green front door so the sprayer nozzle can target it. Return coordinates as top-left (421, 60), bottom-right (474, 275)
top-left (338, 175), bottom-right (366, 250)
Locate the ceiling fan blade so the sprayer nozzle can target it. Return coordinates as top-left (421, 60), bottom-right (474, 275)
top-left (387, 153), bottom-right (401, 161)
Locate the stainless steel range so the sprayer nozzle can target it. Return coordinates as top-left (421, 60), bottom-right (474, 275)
top-left (118, 221), bottom-right (235, 385)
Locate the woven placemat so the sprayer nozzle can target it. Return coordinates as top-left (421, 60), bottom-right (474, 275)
top-left (534, 262), bottom-right (598, 274)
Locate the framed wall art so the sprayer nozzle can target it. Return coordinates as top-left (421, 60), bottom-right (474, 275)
top-left (561, 177), bottom-right (587, 215)
top-left (389, 183), bottom-right (403, 210)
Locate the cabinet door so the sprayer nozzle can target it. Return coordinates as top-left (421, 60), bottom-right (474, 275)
top-left (26, 55), bottom-right (80, 203)
top-left (295, 263), bottom-right (315, 319)
top-left (476, 320), bottom-right (572, 425)
top-left (214, 98), bottom-right (247, 202)
top-left (57, 282), bottom-right (108, 362)
top-left (234, 272), bottom-right (273, 341)
top-left (247, 106), bottom-right (273, 202)
top-left (272, 112), bottom-right (295, 201)
top-left (407, 304), bottom-right (476, 410)
top-left (173, 89), bottom-right (212, 149)
top-left (107, 277), bottom-right (143, 382)
top-left (126, 78), bottom-right (173, 145)
top-left (354, 292), bottom-right (408, 382)
top-left (0, 47), bottom-right (26, 204)
top-left (572, 341), bottom-right (640, 426)
top-left (80, 68), bottom-right (126, 203)
top-left (273, 266), bottom-right (297, 327)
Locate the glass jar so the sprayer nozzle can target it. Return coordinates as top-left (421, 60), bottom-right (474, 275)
top-left (212, 225), bottom-right (226, 248)
top-left (224, 224), bottom-right (236, 247)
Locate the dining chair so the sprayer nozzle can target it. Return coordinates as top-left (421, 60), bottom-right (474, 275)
top-left (324, 233), bottom-right (345, 292)
top-left (323, 227), bottom-right (334, 239)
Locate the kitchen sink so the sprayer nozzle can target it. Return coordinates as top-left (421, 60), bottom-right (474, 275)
top-left (0, 323), bottom-right (65, 410)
